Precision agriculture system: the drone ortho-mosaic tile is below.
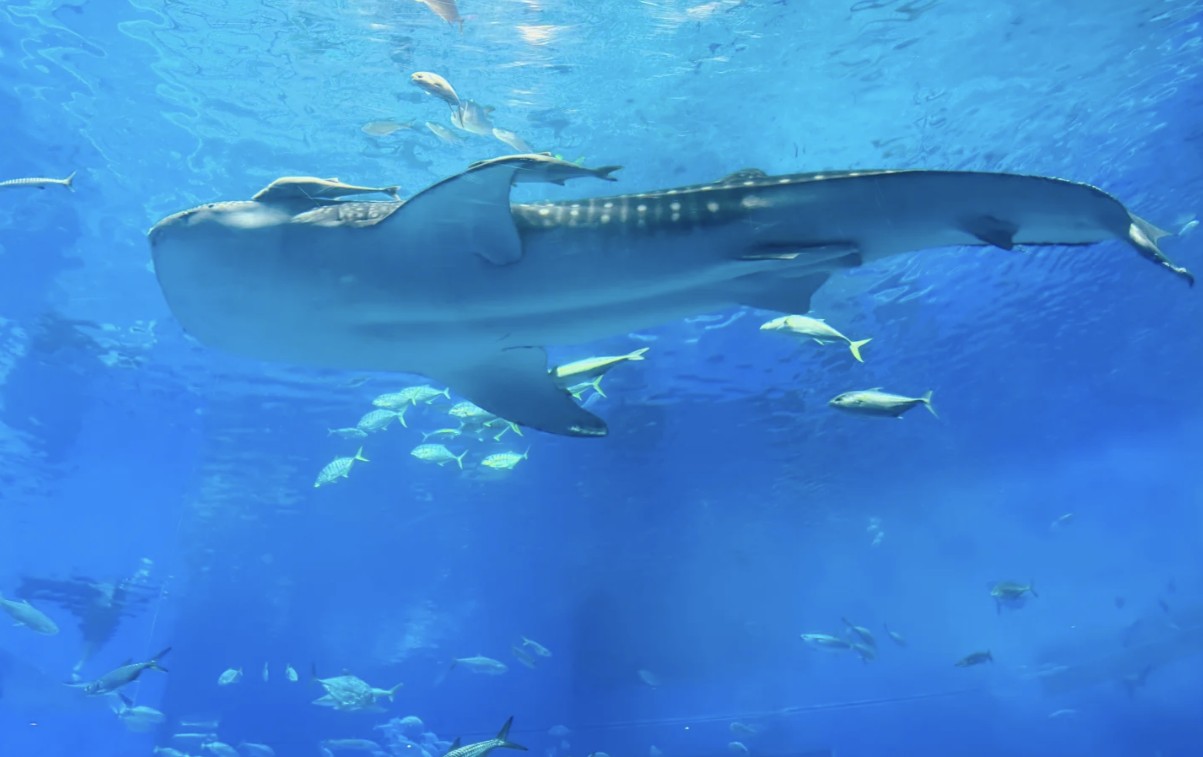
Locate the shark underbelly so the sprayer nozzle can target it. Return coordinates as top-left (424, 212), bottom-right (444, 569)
top-left (151, 215), bottom-right (766, 371)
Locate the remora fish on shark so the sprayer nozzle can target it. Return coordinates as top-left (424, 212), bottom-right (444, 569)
top-left (148, 154), bottom-right (1193, 438)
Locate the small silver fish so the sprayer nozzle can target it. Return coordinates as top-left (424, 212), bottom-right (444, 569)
top-left (760, 314), bottom-right (871, 363)
top-left (451, 655), bottom-right (508, 675)
top-left (411, 71), bottom-right (460, 108)
top-left (362, 120), bottom-right (408, 137)
top-left (0, 171), bottom-right (75, 191)
top-left (492, 127), bottom-right (532, 152)
top-left (882, 623), bottom-right (907, 646)
top-left (828, 388), bottom-right (936, 419)
top-left (356, 407), bottom-right (406, 432)
top-left (841, 617), bottom-right (876, 647)
top-left (314, 448), bottom-right (369, 487)
top-left (520, 635), bottom-right (552, 658)
top-left (415, 0), bottom-right (464, 30)
top-left (76, 647), bottom-right (171, 695)
top-left (426, 121), bottom-right (464, 145)
top-left (799, 633), bottom-right (852, 650)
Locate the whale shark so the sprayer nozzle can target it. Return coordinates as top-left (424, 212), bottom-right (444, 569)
top-left (149, 154), bottom-right (1192, 437)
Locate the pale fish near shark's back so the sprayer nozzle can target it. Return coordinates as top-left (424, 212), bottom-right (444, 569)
top-left (0, 171), bottom-right (75, 190)
top-left (148, 155), bottom-right (1194, 438)
top-left (252, 176), bottom-right (399, 203)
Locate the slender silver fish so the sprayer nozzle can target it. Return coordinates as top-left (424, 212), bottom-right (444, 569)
top-left (0, 171), bottom-right (75, 190)
top-left (73, 646), bottom-right (171, 695)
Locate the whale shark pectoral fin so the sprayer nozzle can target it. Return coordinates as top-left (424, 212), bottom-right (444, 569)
top-left (438, 348), bottom-right (609, 438)
top-left (734, 272), bottom-right (830, 315)
top-left (961, 215), bottom-right (1019, 250)
top-left (384, 158), bottom-right (529, 265)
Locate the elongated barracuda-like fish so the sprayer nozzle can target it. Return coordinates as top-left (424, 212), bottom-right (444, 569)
top-left (0, 171), bottom-right (75, 190)
top-left (149, 154), bottom-right (1193, 437)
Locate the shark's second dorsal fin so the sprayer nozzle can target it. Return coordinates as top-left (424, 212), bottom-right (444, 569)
top-left (718, 168), bottom-right (769, 185)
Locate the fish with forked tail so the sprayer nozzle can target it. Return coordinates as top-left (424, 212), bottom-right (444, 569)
top-left (0, 171), bottom-right (75, 191)
top-left (72, 646), bottom-right (171, 695)
top-left (829, 388), bottom-right (936, 419)
top-left (445, 716), bottom-right (528, 757)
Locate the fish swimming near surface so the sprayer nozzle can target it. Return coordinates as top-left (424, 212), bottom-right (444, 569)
top-left (452, 100), bottom-right (496, 136)
top-left (148, 155), bottom-right (1194, 438)
top-left (252, 176), bottom-right (399, 203)
top-left (415, 0), bottom-right (464, 30)
top-left (0, 171), bottom-right (75, 191)
top-left (72, 646), bottom-right (171, 695)
top-left (492, 127), bottom-right (533, 153)
top-left (426, 121), bottom-right (464, 145)
top-left (411, 71), bottom-right (461, 108)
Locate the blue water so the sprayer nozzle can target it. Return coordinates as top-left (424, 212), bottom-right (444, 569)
top-left (2, 1), bottom-right (1202, 756)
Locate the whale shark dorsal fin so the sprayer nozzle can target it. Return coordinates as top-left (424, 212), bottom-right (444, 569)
top-left (384, 157), bottom-right (532, 265)
top-left (385, 154), bottom-right (616, 265)
top-left (435, 347), bottom-right (608, 437)
top-left (718, 168), bottom-right (769, 185)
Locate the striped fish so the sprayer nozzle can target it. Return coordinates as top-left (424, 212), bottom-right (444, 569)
top-left (445, 716), bottom-right (527, 757)
top-left (0, 171), bottom-right (75, 190)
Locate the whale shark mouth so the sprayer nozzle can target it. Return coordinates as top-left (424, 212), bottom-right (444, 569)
top-left (149, 154), bottom-right (1193, 437)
